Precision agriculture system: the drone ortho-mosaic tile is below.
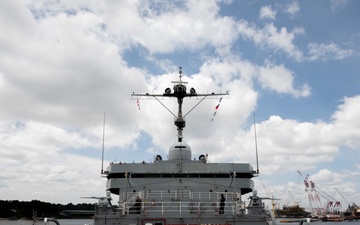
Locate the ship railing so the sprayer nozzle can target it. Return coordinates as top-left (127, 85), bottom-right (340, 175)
top-left (190, 191), bottom-right (238, 201)
top-left (121, 200), bottom-right (257, 216)
top-left (117, 191), bottom-right (260, 216)
top-left (123, 200), bottom-right (236, 215)
top-left (144, 190), bottom-right (239, 202)
top-left (145, 190), bottom-right (191, 200)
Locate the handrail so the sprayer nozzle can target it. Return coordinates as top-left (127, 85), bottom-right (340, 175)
top-left (141, 190), bottom-right (239, 201)
top-left (117, 191), bottom-right (244, 214)
top-left (126, 200), bottom-right (231, 215)
top-left (97, 191), bottom-right (267, 216)
top-left (121, 200), bottom-right (251, 215)
top-left (95, 199), bottom-right (265, 216)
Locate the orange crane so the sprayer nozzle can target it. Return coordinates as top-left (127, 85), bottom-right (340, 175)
top-left (297, 171), bottom-right (323, 216)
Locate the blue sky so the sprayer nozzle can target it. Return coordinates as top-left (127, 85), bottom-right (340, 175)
top-left (0, 0), bottom-right (359, 211)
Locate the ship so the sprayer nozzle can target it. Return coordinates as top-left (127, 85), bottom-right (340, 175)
top-left (276, 205), bottom-right (311, 218)
top-left (92, 68), bottom-right (276, 225)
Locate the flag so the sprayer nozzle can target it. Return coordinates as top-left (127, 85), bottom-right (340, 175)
top-left (137, 98), bottom-right (140, 110)
top-left (210, 97), bottom-right (223, 122)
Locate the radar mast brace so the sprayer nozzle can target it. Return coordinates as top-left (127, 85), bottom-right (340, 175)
top-left (131, 67), bottom-right (229, 142)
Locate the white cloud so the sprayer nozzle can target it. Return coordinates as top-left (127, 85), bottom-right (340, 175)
top-left (307, 42), bottom-right (354, 61)
top-left (330, 0), bottom-right (350, 12)
top-left (0, 2), bottom-right (150, 130)
top-left (285, 1), bottom-right (300, 19)
top-left (22, 0), bottom-right (240, 56)
top-left (238, 21), bottom-right (304, 61)
top-left (235, 96), bottom-right (360, 206)
top-left (259, 5), bottom-right (276, 20)
top-left (24, 1), bottom-right (306, 62)
top-left (0, 120), bottom-right (105, 203)
top-left (331, 95), bottom-right (360, 148)
top-left (97, 0), bottom-right (240, 55)
top-left (214, 95), bottom-right (360, 176)
top-left (257, 62), bottom-right (311, 98)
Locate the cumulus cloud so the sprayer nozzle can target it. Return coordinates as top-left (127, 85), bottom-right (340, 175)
top-left (99, 0), bottom-right (240, 55)
top-left (233, 96), bottom-right (360, 205)
top-left (331, 95), bottom-right (360, 148)
top-left (307, 42), bottom-right (354, 61)
top-left (259, 5), bottom-right (276, 20)
top-left (238, 21), bottom-right (304, 61)
top-left (0, 120), bottom-right (104, 203)
top-left (257, 62), bottom-right (311, 98)
top-left (207, 95), bottom-right (360, 176)
top-left (285, 1), bottom-right (300, 19)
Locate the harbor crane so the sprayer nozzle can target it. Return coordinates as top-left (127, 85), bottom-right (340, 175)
top-left (297, 171), bottom-right (323, 216)
top-left (297, 171), bottom-right (342, 217)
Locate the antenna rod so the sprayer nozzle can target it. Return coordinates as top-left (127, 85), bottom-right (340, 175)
top-left (101, 112), bottom-right (105, 174)
top-left (254, 113), bottom-right (259, 174)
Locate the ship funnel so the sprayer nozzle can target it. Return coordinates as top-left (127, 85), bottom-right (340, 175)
top-left (169, 142), bottom-right (192, 160)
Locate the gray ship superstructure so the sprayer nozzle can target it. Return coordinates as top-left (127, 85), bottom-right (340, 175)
top-left (94, 68), bottom-right (275, 225)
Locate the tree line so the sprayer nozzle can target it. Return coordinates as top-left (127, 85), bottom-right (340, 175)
top-left (0, 200), bottom-right (94, 219)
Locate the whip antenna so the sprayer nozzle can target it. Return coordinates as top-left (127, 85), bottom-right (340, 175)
top-left (101, 112), bottom-right (105, 174)
top-left (254, 113), bottom-right (259, 174)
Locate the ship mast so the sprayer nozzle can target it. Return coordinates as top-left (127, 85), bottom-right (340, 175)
top-left (132, 67), bottom-right (228, 143)
top-left (171, 67), bottom-right (187, 142)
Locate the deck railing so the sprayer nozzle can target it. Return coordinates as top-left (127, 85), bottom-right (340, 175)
top-left (96, 191), bottom-right (266, 216)
top-left (96, 200), bottom-right (264, 217)
top-left (118, 191), bottom-right (248, 216)
top-left (123, 200), bottom-right (238, 215)
top-left (140, 190), bottom-right (239, 201)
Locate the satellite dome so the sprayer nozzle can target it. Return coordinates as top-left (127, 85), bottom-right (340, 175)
top-left (169, 142), bottom-right (192, 160)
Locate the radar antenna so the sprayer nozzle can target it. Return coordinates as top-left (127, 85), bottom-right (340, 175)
top-left (132, 67), bottom-right (229, 142)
